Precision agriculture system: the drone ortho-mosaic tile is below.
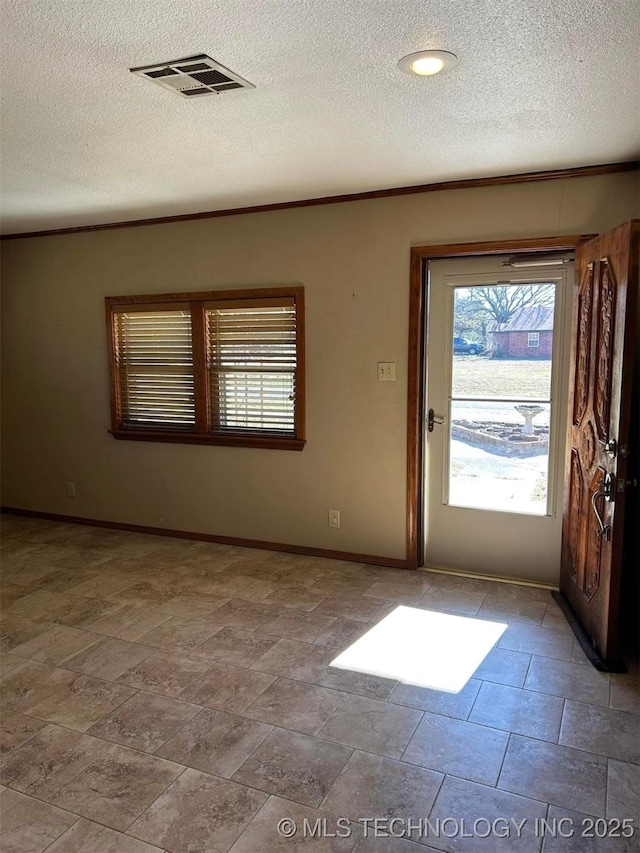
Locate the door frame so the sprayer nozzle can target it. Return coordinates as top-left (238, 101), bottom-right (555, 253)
top-left (406, 234), bottom-right (595, 570)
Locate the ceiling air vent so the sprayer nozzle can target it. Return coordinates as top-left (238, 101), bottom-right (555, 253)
top-left (130, 54), bottom-right (254, 98)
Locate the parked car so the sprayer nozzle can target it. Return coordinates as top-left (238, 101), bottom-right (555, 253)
top-left (453, 337), bottom-right (485, 355)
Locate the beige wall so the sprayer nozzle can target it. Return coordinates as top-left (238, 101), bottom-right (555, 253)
top-left (1, 171), bottom-right (638, 562)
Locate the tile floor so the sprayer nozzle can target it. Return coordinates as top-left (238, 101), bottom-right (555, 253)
top-left (0, 514), bottom-right (639, 853)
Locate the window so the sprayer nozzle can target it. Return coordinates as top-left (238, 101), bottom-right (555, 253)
top-left (527, 331), bottom-right (540, 348)
top-left (106, 287), bottom-right (305, 450)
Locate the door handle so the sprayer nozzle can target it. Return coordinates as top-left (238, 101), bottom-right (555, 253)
top-left (427, 408), bottom-right (446, 433)
top-left (591, 472), bottom-right (613, 541)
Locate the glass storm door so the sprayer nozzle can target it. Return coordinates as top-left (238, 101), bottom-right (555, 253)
top-left (424, 256), bottom-right (573, 584)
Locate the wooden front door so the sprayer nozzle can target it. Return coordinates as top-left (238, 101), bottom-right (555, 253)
top-left (560, 220), bottom-right (639, 667)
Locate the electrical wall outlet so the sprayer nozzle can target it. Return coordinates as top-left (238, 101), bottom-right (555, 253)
top-left (328, 509), bottom-right (341, 529)
top-left (378, 362), bottom-right (396, 381)
top-left (66, 482), bottom-right (76, 498)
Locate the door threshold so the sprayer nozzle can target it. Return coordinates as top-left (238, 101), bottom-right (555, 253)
top-left (419, 563), bottom-right (558, 590)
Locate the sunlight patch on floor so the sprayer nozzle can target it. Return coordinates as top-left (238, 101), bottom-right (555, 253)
top-left (330, 605), bottom-right (507, 693)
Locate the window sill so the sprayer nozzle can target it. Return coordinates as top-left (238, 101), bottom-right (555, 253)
top-left (109, 429), bottom-right (306, 451)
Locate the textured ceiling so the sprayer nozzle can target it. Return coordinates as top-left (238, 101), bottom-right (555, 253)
top-left (1, 0), bottom-right (638, 234)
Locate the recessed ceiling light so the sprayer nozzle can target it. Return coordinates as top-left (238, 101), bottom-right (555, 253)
top-left (398, 50), bottom-right (458, 77)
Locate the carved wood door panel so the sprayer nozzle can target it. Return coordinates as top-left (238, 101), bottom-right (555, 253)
top-left (560, 220), bottom-right (639, 666)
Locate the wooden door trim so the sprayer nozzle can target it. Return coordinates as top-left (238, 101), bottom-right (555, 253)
top-left (406, 234), bottom-right (596, 569)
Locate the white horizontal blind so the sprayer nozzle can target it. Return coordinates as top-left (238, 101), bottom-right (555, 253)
top-left (115, 310), bottom-right (196, 430)
top-left (207, 303), bottom-right (297, 434)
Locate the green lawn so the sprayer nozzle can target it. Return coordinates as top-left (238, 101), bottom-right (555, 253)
top-left (452, 356), bottom-right (552, 399)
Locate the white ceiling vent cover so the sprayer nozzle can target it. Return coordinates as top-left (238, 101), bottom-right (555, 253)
top-left (130, 54), bottom-right (255, 98)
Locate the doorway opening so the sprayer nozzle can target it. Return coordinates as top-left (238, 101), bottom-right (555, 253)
top-left (422, 256), bottom-right (573, 583)
top-left (405, 235), bottom-right (592, 574)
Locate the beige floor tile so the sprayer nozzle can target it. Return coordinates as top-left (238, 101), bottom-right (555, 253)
top-left (4, 518), bottom-right (639, 853)
top-left (312, 618), bottom-right (369, 651)
top-left (0, 709), bottom-right (47, 755)
top-left (402, 711), bottom-right (509, 785)
top-left (233, 726), bottom-right (352, 806)
top-left (116, 650), bottom-right (210, 697)
top-left (193, 626), bottom-right (278, 667)
top-left (542, 805), bottom-right (640, 853)
top-left (311, 576), bottom-right (375, 596)
top-left (524, 655), bottom-right (610, 706)
top-left (417, 568), bottom-right (469, 589)
top-left (469, 681), bottom-right (564, 741)
top-left (244, 677), bottom-right (345, 735)
top-left (30, 566), bottom-right (101, 592)
top-left (251, 638), bottom-right (334, 682)
top-left (46, 817), bottom-right (165, 852)
top-left (610, 674), bottom-right (640, 713)
top-left (0, 584), bottom-right (31, 609)
top-left (354, 836), bottom-right (439, 853)
top-left (67, 573), bottom-right (137, 599)
top-left (0, 723), bottom-right (107, 799)
top-left (265, 585), bottom-right (330, 611)
top-left (318, 694), bottom-right (422, 758)
top-left (206, 599), bottom-right (280, 630)
top-left (110, 581), bottom-right (180, 608)
top-left (312, 594), bottom-right (384, 623)
top-left (87, 605), bottom-right (172, 641)
top-left (45, 596), bottom-right (124, 628)
top-left (472, 647), bottom-right (531, 687)
top-left (154, 592), bottom-right (229, 619)
top-left (606, 759), bottom-right (640, 820)
top-left (362, 581), bottom-right (428, 605)
top-left (157, 707), bottom-right (272, 776)
top-left (49, 742), bottom-right (184, 831)
top-left (541, 602), bottom-right (574, 633)
top-left (25, 674), bottom-right (135, 731)
top-left (62, 636), bottom-right (153, 680)
top-left (0, 660), bottom-right (77, 711)
top-left (227, 794), bottom-right (358, 853)
top-left (179, 661), bottom-right (276, 712)
top-left (89, 690), bottom-right (201, 752)
top-left (571, 638), bottom-right (591, 666)
top-left (149, 542), bottom-right (228, 567)
top-left (0, 651), bottom-right (27, 675)
top-left (418, 587), bottom-right (486, 616)
top-left (0, 614), bottom-right (54, 652)
top-left (205, 574), bottom-right (277, 601)
top-left (11, 624), bottom-right (99, 665)
top-left (560, 700), bottom-right (640, 763)
top-left (460, 577), bottom-right (521, 599)
top-left (498, 734), bottom-right (607, 816)
top-left (1, 562), bottom-right (59, 586)
top-left (257, 610), bottom-right (338, 642)
top-left (317, 666), bottom-right (397, 700)
top-left (498, 623), bottom-right (574, 661)
top-left (476, 595), bottom-right (547, 625)
top-left (321, 749), bottom-right (442, 824)
top-left (128, 767), bottom-right (267, 853)
top-left (516, 586), bottom-right (555, 603)
top-left (138, 616), bottom-right (221, 653)
top-left (0, 789), bottom-right (78, 853)
top-left (429, 777), bottom-right (547, 852)
top-left (389, 677), bottom-right (481, 720)
top-left (5, 589), bottom-right (75, 619)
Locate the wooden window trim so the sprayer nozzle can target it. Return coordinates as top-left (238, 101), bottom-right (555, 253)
top-left (106, 286), bottom-right (306, 451)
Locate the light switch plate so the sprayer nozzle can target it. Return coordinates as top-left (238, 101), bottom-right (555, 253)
top-left (378, 362), bottom-right (396, 381)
